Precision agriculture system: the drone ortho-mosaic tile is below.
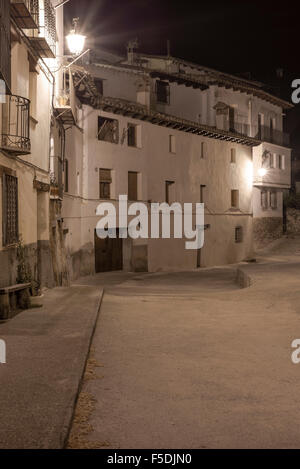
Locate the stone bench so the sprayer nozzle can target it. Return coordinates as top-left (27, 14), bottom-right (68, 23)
top-left (0, 283), bottom-right (31, 320)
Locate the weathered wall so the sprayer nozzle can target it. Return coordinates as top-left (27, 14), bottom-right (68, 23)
top-left (253, 217), bottom-right (283, 248)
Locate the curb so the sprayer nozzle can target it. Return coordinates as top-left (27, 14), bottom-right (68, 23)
top-left (236, 267), bottom-right (253, 289)
top-left (62, 288), bottom-right (105, 449)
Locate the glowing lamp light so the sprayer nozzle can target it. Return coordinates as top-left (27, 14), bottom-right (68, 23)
top-left (258, 168), bottom-right (268, 177)
top-left (67, 18), bottom-right (86, 55)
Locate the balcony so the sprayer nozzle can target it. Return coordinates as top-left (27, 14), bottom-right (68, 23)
top-left (26, 0), bottom-right (56, 58)
top-left (254, 125), bottom-right (290, 148)
top-left (10, 0), bottom-right (39, 29)
top-left (0, 94), bottom-right (31, 155)
top-left (54, 70), bottom-right (76, 126)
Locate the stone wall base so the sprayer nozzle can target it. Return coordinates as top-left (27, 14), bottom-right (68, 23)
top-left (253, 217), bottom-right (283, 249)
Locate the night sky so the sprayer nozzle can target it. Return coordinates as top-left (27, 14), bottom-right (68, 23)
top-left (65, 0), bottom-right (300, 151)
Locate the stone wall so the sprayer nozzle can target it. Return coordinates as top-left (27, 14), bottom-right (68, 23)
top-left (287, 208), bottom-right (300, 234)
top-left (253, 217), bottom-right (283, 249)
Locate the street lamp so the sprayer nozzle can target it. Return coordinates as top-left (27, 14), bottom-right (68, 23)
top-left (66, 18), bottom-right (86, 56)
top-left (258, 168), bottom-right (268, 177)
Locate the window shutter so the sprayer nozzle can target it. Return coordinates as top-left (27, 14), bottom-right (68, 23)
top-left (0, 0), bottom-right (11, 92)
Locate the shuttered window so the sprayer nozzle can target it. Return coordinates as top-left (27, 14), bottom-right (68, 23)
top-left (100, 169), bottom-right (112, 199)
top-left (128, 172), bottom-right (138, 201)
top-left (156, 80), bottom-right (170, 104)
top-left (0, 0), bottom-right (11, 92)
top-left (2, 174), bottom-right (18, 246)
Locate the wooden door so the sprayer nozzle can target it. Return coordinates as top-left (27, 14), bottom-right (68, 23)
top-left (95, 229), bottom-right (123, 273)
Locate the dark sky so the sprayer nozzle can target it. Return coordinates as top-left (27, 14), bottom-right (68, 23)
top-left (65, 0), bottom-right (300, 149)
top-left (65, 0), bottom-right (300, 77)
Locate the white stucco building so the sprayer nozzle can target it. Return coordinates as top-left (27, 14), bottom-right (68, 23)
top-left (0, 0), bottom-right (70, 289)
top-left (59, 46), bottom-right (292, 278)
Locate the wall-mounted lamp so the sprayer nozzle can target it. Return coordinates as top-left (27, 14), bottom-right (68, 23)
top-left (258, 168), bottom-right (268, 177)
top-left (66, 18), bottom-right (86, 56)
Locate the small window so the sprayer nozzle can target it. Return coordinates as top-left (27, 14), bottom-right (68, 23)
top-left (100, 169), bottom-right (112, 199)
top-left (201, 142), bottom-right (206, 159)
top-left (270, 191), bottom-right (277, 210)
top-left (127, 123), bottom-right (142, 148)
top-left (231, 148), bottom-right (236, 164)
top-left (231, 190), bottom-right (239, 209)
top-left (94, 78), bottom-right (104, 95)
top-left (2, 173), bottom-right (18, 246)
top-left (278, 154), bottom-right (285, 170)
top-left (261, 190), bottom-right (269, 210)
top-left (169, 135), bottom-right (176, 154)
top-left (269, 153), bottom-right (276, 169)
top-left (235, 226), bottom-right (243, 243)
top-left (128, 171), bottom-right (138, 201)
top-left (156, 80), bottom-right (170, 104)
top-left (200, 185), bottom-right (206, 204)
top-left (98, 116), bottom-right (119, 144)
top-left (64, 159), bottom-right (69, 193)
top-left (165, 181), bottom-right (175, 204)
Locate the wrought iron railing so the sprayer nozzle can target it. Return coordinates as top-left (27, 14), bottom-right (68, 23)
top-left (227, 122), bottom-right (290, 147)
top-left (10, 0), bottom-right (39, 29)
top-left (26, 0), bottom-right (56, 57)
top-left (40, 0), bottom-right (56, 56)
top-left (254, 125), bottom-right (290, 147)
top-left (1, 94), bottom-right (31, 154)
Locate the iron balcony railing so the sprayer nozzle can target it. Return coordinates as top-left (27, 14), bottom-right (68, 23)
top-left (1, 94), bottom-right (31, 155)
top-left (26, 0), bottom-right (56, 58)
top-left (10, 0), bottom-right (39, 29)
top-left (229, 122), bottom-right (290, 147)
top-left (254, 125), bottom-right (290, 147)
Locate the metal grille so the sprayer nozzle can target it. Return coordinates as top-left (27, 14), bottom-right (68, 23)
top-left (1, 94), bottom-right (31, 154)
top-left (2, 174), bottom-right (19, 246)
top-left (43, 0), bottom-right (56, 55)
top-left (235, 226), bottom-right (243, 244)
top-left (0, 0), bottom-right (11, 91)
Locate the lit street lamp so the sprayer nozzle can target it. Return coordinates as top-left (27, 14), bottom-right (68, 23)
top-left (66, 18), bottom-right (86, 56)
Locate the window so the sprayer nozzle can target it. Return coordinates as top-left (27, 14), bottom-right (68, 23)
top-left (169, 135), bottom-right (176, 154)
top-left (2, 173), bottom-right (18, 246)
top-left (270, 191), bottom-right (277, 210)
top-left (100, 169), bottom-right (112, 199)
top-left (128, 171), bottom-right (138, 201)
top-left (269, 153), bottom-right (276, 169)
top-left (165, 181), bottom-right (175, 204)
top-left (261, 190), bottom-right (268, 210)
top-left (128, 124), bottom-right (137, 147)
top-left (270, 117), bottom-right (276, 141)
top-left (156, 80), bottom-right (170, 104)
top-left (64, 159), bottom-right (69, 193)
top-left (235, 226), bottom-right (243, 244)
top-left (231, 148), bottom-right (236, 164)
top-left (201, 142), bottom-right (206, 159)
top-left (94, 78), bottom-right (104, 95)
top-left (231, 190), bottom-right (239, 209)
top-left (278, 154), bottom-right (285, 170)
top-left (258, 113), bottom-right (264, 139)
top-left (229, 107), bottom-right (235, 132)
top-left (200, 185), bottom-right (206, 204)
top-left (98, 116), bottom-right (119, 144)
top-left (0, 0), bottom-right (11, 92)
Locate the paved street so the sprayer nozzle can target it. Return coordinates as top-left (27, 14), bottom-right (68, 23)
top-left (68, 236), bottom-right (300, 449)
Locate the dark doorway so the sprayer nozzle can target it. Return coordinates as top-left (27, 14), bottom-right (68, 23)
top-left (95, 229), bottom-right (123, 273)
